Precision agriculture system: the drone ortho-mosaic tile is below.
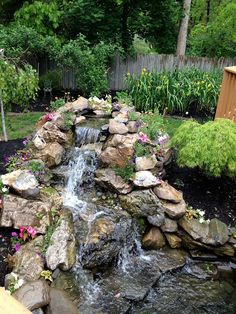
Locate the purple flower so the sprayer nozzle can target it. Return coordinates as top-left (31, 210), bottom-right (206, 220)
top-left (11, 232), bottom-right (18, 237)
top-left (3, 155), bottom-right (9, 164)
top-left (14, 243), bottom-right (21, 252)
top-left (23, 139), bottom-right (28, 146)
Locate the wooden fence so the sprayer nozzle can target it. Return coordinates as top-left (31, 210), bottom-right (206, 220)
top-left (37, 53), bottom-right (236, 90)
top-left (215, 66), bottom-right (236, 122)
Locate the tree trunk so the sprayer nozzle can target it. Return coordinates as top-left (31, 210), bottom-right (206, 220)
top-left (176, 0), bottom-right (192, 56)
top-left (0, 92), bottom-right (8, 142)
top-left (206, 0), bottom-right (211, 24)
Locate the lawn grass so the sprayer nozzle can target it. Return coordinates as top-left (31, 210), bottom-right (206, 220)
top-left (163, 116), bottom-right (185, 137)
top-left (0, 112), bottom-right (43, 140)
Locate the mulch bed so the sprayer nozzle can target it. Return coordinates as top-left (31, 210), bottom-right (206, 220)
top-left (0, 139), bottom-right (25, 174)
top-left (0, 228), bottom-right (14, 286)
top-left (165, 162), bottom-right (236, 227)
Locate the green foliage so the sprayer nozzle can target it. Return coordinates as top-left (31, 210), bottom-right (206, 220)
top-left (126, 68), bottom-right (222, 116)
top-left (14, 1), bottom-right (61, 35)
top-left (113, 162), bottom-right (135, 181)
top-left (171, 119), bottom-right (236, 177)
top-left (128, 111), bottom-right (139, 121)
top-left (189, 1), bottom-right (236, 57)
top-left (50, 98), bottom-right (65, 111)
top-left (0, 58), bottom-right (39, 111)
top-left (114, 91), bottom-right (132, 106)
top-left (140, 113), bottom-right (164, 140)
top-left (42, 209), bottom-right (61, 255)
top-left (62, 112), bottom-right (74, 130)
top-left (55, 36), bottom-right (116, 96)
top-left (134, 142), bottom-right (151, 157)
top-left (39, 69), bottom-right (63, 90)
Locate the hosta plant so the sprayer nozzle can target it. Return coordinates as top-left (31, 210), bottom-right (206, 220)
top-left (171, 118), bottom-right (236, 177)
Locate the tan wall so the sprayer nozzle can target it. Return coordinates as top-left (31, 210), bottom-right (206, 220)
top-left (0, 288), bottom-right (31, 314)
top-left (215, 66), bottom-right (236, 122)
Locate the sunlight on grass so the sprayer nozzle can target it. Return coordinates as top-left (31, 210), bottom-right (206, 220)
top-left (0, 112), bottom-right (43, 140)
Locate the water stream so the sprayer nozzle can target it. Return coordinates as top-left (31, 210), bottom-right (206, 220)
top-left (61, 124), bottom-right (236, 314)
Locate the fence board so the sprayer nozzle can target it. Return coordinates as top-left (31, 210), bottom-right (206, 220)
top-left (36, 53), bottom-right (236, 90)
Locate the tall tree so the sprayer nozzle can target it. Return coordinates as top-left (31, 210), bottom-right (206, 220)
top-left (176, 0), bottom-right (192, 55)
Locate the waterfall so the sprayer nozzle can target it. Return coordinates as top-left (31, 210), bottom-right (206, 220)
top-left (76, 127), bottom-right (100, 146)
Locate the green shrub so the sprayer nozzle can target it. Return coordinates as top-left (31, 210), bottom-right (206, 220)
top-left (113, 162), bottom-right (135, 181)
top-left (50, 98), bottom-right (65, 111)
top-left (126, 68), bottom-right (222, 116)
top-left (140, 113), bottom-right (164, 140)
top-left (171, 118), bottom-right (236, 177)
top-left (135, 142), bottom-right (151, 157)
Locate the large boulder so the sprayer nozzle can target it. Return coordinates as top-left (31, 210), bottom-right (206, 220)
top-left (12, 236), bottom-right (45, 281)
top-left (95, 168), bottom-right (133, 194)
top-left (127, 121), bottom-right (140, 133)
top-left (13, 280), bottom-right (50, 311)
top-left (153, 181), bottom-right (183, 203)
top-left (161, 199), bottom-right (187, 219)
top-left (46, 209), bottom-right (76, 271)
top-left (133, 171), bottom-right (161, 188)
top-left (108, 119), bottom-right (128, 135)
top-left (35, 142), bottom-right (65, 168)
top-left (1, 170), bottom-right (39, 199)
top-left (161, 217), bottom-right (178, 232)
top-left (45, 288), bottom-right (78, 314)
top-left (142, 227), bottom-right (166, 249)
top-left (57, 97), bottom-right (88, 114)
top-left (1, 194), bottom-right (51, 233)
top-left (100, 133), bottom-right (138, 168)
top-left (35, 122), bottom-right (68, 145)
top-left (165, 233), bottom-right (182, 248)
top-left (178, 216), bottom-right (209, 243)
top-left (114, 112), bottom-right (129, 123)
top-left (119, 189), bottom-right (165, 222)
top-left (207, 218), bottom-right (229, 246)
top-left (135, 155), bottom-right (157, 171)
top-left (81, 215), bottom-right (131, 269)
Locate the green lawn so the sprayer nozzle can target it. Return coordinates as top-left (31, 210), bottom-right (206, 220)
top-left (164, 116), bottom-right (185, 137)
top-left (0, 112), bottom-right (43, 140)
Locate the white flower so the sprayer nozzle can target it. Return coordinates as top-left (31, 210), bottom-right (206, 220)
top-left (11, 272), bottom-right (18, 280)
top-left (2, 187), bottom-right (8, 193)
top-left (185, 111), bottom-right (189, 115)
top-left (196, 209), bottom-right (205, 217)
top-left (199, 217), bottom-right (205, 224)
top-left (14, 279), bottom-right (24, 289)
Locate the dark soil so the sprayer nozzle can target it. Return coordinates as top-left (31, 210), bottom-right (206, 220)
top-left (0, 228), bottom-right (14, 286)
top-left (0, 139), bottom-right (25, 174)
top-left (165, 162), bottom-right (236, 227)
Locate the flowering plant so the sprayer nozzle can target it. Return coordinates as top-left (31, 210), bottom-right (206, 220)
top-left (11, 226), bottom-right (37, 252)
top-left (43, 113), bottom-right (54, 122)
top-left (0, 178), bottom-right (9, 195)
top-left (138, 132), bottom-right (149, 143)
top-left (7, 273), bottom-right (24, 294)
top-left (186, 207), bottom-right (210, 224)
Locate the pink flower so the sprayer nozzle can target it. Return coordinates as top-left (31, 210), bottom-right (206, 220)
top-left (27, 226), bottom-right (37, 238)
top-left (11, 232), bottom-right (18, 237)
top-left (14, 243), bottom-right (21, 252)
top-left (44, 113), bottom-right (54, 121)
top-left (138, 132), bottom-right (149, 143)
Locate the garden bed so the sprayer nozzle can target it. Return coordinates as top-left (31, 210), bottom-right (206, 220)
top-left (166, 162), bottom-right (236, 227)
top-left (0, 139), bottom-right (25, 174)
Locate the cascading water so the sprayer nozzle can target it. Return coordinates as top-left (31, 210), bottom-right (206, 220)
top-left (61, 124), bottom-right (236, 314)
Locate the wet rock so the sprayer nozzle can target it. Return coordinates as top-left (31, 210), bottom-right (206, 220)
top-left (13, 236), bottom-right (44, 281)
top-left (214, 244), bottom-right (235, 257)
top-left (142, 227), bottom-right (166, 249)
top-left (189, 250), bottom-right (218, 261)
top-left (45, 288), bottom-right (78, 314)
top-left (103, 255), bottom-right (161, 301)
top-left (217, 264), bottom-right (235, 282)
top-left (153, 181), bottom-right (183, 203)
top-left (51, 271), bottom-right (79, 305)
top-left (109, 119), bottom-right (128, 134)
top-left (178, 216), bottom-right (209, 242)
top-left (33, 134), bottom-right (47, 150)
top-left (161, 217), bottom-right (178, 233)
top-left (13, 280), bottom-right (50, 311)
top-left (206, 218), bottom-right (229, 246)
top-left (1, 170), bottom-right (39, 199)
top-left (183, 263), bottom-right (217, 280)
top-left (151, 247), bottom-right (187, 273)
top-left (119, 189), bottom-right (164, 218)
top-left (74, 116), bottom-right (86, 125)
top-left (133, 171), bottom-right (160, 188)
top-left (35, 142), bottom-right (65, 168)
top-left (1, 194), bottom-right (50, 233)
top-left (135, 155), bottom-right (157, 171)
top-left (95, 168), bottom-right (133, 194)
top-left (100, 146), bottom-right (134, 168)
top-left (127, 121), bottom-right (140, 133)
top-left (162, 199), bottom-right (186, 219)
top-left (165, 233), bottom-right (182, 248)
top-left (46, 209), bottom-right (76, 271)
top-left (147, 213), bottom-right (165, 227)
top-left (105, 133), bottom-right (138, 149)
top-left (81, 215), bottom-right (131, 269)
